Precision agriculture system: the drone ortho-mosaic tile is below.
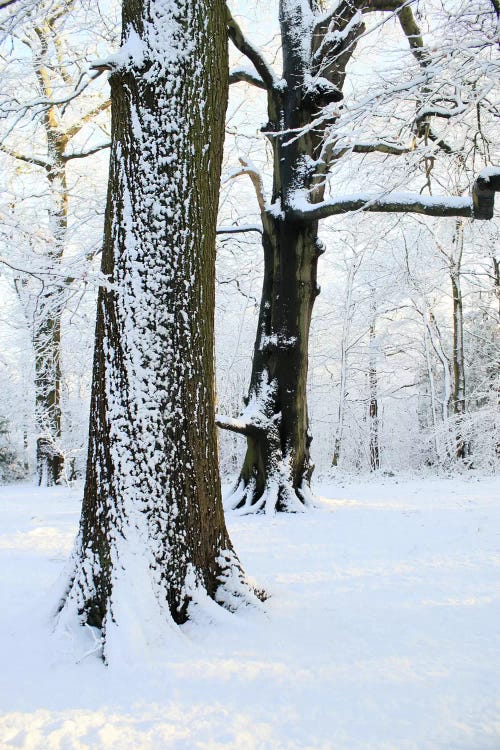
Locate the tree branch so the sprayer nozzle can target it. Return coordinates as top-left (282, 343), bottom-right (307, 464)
top-left (0, 0), bottom-right (24, 9)
top-left (226, 9), bottom-right (280, 92)
top-left (396, 5), bottom-right (430, 67)
top-left (225, 157), bottom-right (267, 213)
top-left (289, 192), bottom-right (472, 221)
top-left (229, 67), bottom-right (267, 90)
top-left (362, 0), bottom-right (414, 11)
top-left (63, 99), bottom-right (111, 143)
top-left (0, 144), bottom-right (50, 169)
top-left (216, 224), bottom-right (263, 235)
top-left (327, 140), bottom-right (416, 161)
top-left (216, 415), bottom-right (261, 437)
top-left (288, 172), bottom-right (500, 221)
top-left (62, 141), bottom-right (111, 161)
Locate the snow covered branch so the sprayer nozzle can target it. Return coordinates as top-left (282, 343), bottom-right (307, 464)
top-left (62, 141), bottom-right (111, 162)
top-left (227, 10), bottom-right (281, 92)
top-left (229, 66), bottom-right (266, 90)
top-left (216, 224), bottom-right (263, 235)
top-left (225, 158), bottom-right (267, 213)
top-left (0, 144), bottom-right (50, 169)
top-left (328, 140), bottom-right (415, 161)
top-left (289, 192), bottom-right (472, 221)
top-left (216, 415), bottom-right (263, 437)
top-left (289, 171), bottom-right (500, 221)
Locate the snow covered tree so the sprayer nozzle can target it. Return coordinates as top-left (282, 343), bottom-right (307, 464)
top-left (58, 0), bottom-right (256, 659)
top-left (217, 0), bottom-right (499, 512)
top-left (0, 0), bottom-right (114, 484)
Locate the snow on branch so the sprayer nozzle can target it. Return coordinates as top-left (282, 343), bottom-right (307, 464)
top-left (229, 66), bottom-right (267, 90)
top-left (216, 224), bottom-right (263, 235)
top-left (0, 144), bottom-right (50, 169)
top-left (289, 192), bottom-right (472, 220)
top-left (289, 171), bottom-right (500, 221)
top-left (62, 141), bottom-right (112, 162)
top-left (216, 415), bottom-right (263, 437)
top-left (329, 139), bottom-right (416, 160)
top-left (227, 11), bottom-right (282, 92)
top-left (224, 157), bottom-right (267, 213)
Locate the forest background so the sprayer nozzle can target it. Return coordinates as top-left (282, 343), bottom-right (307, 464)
top-left (0, 0), bottom-right (498, 490)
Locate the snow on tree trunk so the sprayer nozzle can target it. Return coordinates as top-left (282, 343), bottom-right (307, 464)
top-left (450, 221), bottom-right (468, 459)
top-left (222, 0), bottom-right (351, 513)
top-left (368, 288), bottom-right (380, 472)
top-left (226, 217), bottom-right (320, 513)
top-left (332, 251), bottom-right (362, 468)
top-left (221, 0), bottom-right (499, 511)
top-left (58, 0), bottom-right (257, 660)
top-left (35, 160), bottom-right (66, 487)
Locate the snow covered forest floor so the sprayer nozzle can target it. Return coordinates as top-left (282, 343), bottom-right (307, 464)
top-left (0, 476), bottom-right (499, 750)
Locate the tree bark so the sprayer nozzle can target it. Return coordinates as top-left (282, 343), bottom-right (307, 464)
top-left (223, 0), bottom-right (360, 512)
top-left (450, 222), bottom-right (467, 458)
top-left (58, 0), bottom-right (255, 659)
top-left (332, 252), bottom-right (361, 467)
top-left (34, 158), bottom-right (66, 486)
top-left (222, 0), bottom-right (498, 511)
top-left (32, 22), bottom-right (69, 486)
top-left (368, 289), bottom-right (380, 471)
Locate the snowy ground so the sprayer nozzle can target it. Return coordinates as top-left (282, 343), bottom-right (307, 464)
top-left (0, 476), bottom-right (499, 750)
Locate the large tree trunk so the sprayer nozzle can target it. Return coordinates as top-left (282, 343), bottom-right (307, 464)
top-left (58, 0), bottom-right (255, 660)
top-left (225, 217), bottom-right (320, 512)
top-left (221, 0), bottom-right (357, 513)
top-left (221, 0), bottom-right (356, 512)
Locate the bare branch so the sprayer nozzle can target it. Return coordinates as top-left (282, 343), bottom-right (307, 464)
top-left (62, 141), bottom-right (111, 161)
top-left (216, 224), bottom-right (263, 235)
top-left (396, 5), bottom-right (430, 67)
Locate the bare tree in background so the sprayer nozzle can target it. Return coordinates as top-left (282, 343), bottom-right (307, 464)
top-left (0, 0), bottom-right (113, 483)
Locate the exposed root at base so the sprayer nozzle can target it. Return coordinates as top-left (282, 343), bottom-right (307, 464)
top-left (224, 477), bottom-right (316, 515)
